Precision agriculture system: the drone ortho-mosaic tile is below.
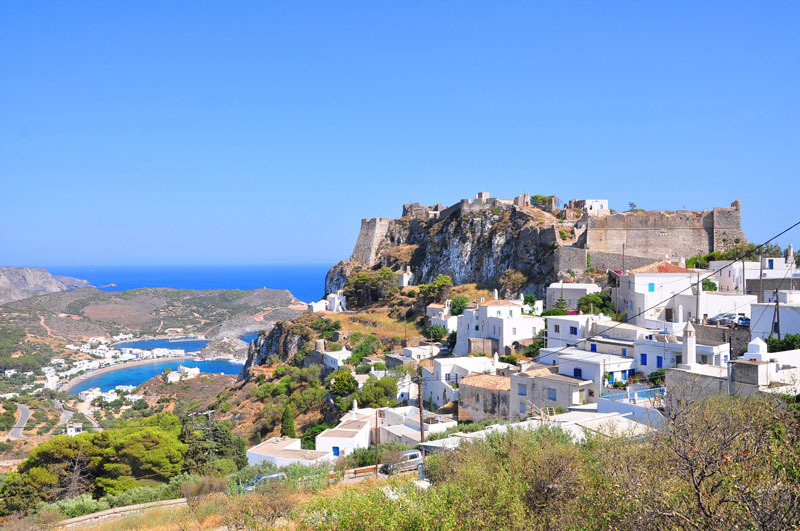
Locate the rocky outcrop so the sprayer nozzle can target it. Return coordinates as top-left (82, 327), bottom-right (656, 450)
top-left (327, 207), bottom-right (561, 296)
top-left (198, 337), bottom-right (250, 360)
top-left (239, 321), bottom-right (310, 380)
top-left (0, 267), bottom-right (92, 305)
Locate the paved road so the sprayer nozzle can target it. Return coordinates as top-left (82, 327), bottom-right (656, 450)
top-left (9, 403), bottom-right (30, 440)
top-left (54, 399), bottom-right (74, 426)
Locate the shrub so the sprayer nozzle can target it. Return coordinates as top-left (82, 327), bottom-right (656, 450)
top-left (450, 296), bottom-right (469, 316)
top-left (38, 494), bottom-right (110, 519)
top-left (424, 325), bottom-right (448, 341)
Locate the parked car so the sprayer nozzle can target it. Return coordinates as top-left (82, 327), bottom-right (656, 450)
top-left (708, 313), bottom-right (737, 325)
top-left (237, 471), bottom-right (288, 493)
top-left (734, 316), bottom-right (751, 330)
top-left (380, 450), bottom-right (424, 475)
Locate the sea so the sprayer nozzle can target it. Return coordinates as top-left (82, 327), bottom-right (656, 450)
top-left (68, 358), bottom-right (243, 395)
top-left (46, 264), bottom-right (331, 304)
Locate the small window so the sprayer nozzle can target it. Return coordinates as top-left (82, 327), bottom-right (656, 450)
top-left (569, 326), bottom-right (578, 335)
top-left (676, 355), bottom-right (682, 364)
top-left (622, 348), bottom-right (627, 357)
top-left (475, 325), bottom-right (479, 331)
top-left (519, 402), bottom-right (527, 414)
top-left (641, 353), bottom-right (647, 366)
top-left (590, 343), bottom-right (597, 352)
top-left (512, 327), bottom-right (517, 335)
top-left (332, 446), bottom-right (340, 456)
top-left (554, 324), bottom-right (561, 333)
top-left (547, 388), bottom-right (557, 401)
top-left (768, 259), bottom-right (774, 269)
top-left (657, 356), bottom-right (663, 368)
top-left (648, 282), bottom-right (655, 292)
top-left (509, 310), bottom-right (513, 317)
top-left (518, 383), bottom-right (527, 396)
top-left (445, 373), bottom-right (450, 381)
top-left (573, 367), bottom-right (582, 379)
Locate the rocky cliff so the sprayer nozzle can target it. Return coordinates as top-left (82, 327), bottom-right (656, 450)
top-left (0, 267), bottom-right (92, 305)
top-left (326, 206), bottom-right (562, 296)
top-left (239, 321), bottom-right (310, 380)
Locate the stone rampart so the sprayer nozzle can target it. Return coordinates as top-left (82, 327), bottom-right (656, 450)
top-left (584, 201), bottom-right (744, 259)
top-left (351, 217), bottom-right (390, 266)
top-left (553, 248), bottom-right (654, 275)
top-left (693, 323), bottom-right (752, 357)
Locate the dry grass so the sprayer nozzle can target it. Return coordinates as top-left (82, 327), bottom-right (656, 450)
top-left (382, 244), bottom-right (418, 263)
top-left (339, 312), bottom-right (417, 339)
top-left (450, 283), bottom-right (494, 302)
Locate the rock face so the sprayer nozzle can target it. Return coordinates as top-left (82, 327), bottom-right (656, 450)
top-left (239, 321), bottom-right (309, 380)
top-left (326, 206), bottom-right (562, 296)
top-left (198, 337), bottom-right (250, 360)
top-left (0, 267), bottom-right (92, 305)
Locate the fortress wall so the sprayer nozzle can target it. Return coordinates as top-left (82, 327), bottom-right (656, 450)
top-left (712, 202), bottom-right (747, 251)
top-left (585, 211), bottom-right (715, 259)
top-left (588, 251), bottom-right (655, 272)
top-left (351, 218), bottom-right (391, 266)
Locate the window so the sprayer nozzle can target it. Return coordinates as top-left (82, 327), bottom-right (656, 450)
top-left (768, 259), bottom-right (774, 269)
top-left (573, 367), bottom-right (583, 379)
top-left (475, 325), bottom-right (479, 331)
top-left (332, 446), bottom-right (340, 457)
top-left (648, 282), bottom-right (655, 292)
top-left (657, 356), bottom-right (663, 368)
top-left (547, 388), bottom-right (557, 401)
top-left (497, 311), bottom-right (501, 317)
top-left (641, 353), bottom-right (648, 366)
top-left (512, 328), bottom-right (517, 335)
top-left (445, 374), bottom-right (450, 381)
top-left (622, 348), bottom-right (627, 357)
top-left (701, 355), bottom-right (708, 364)
top-left (518, 383), bottom-right (527, 396)
top-left (554, 324), bottom-right (561, 333)
top-left (519, 403), bottom-right (527, 414)
top-left (628, 280), bottom-right (632, 289)
top-left (569, 326), bottom-right (578, 335)
top-left (509, 310), bottom-right (513, 317)
top-left (676, 355), bottom-right (682, 364)
top-left (590, 343), bottom-right (597, 352)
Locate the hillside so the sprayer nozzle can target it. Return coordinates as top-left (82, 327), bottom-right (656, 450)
top-left (0, 287), bottom-right (306, 342)
top-left (0, 267), bottom-right (92, 305)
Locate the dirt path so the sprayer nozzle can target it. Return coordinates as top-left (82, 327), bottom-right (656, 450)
top-left (38, 314), bottom-right (66, 340)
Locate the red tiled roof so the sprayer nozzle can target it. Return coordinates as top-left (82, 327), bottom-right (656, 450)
top-left (631, 261), bottom-right (694, 274)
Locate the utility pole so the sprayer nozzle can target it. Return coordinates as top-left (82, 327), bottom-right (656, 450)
top-left (695, 273), bottom-right (700, 324)
top-left (205, 410), bottom-right (215, 468)
top-left (375, 410), bottom-right (380, 478)
top-left (622, 243), bottom-right (626, 273)
top-left (417, 367), bottom-right (425, 444)
top-left (759, 254), bottom-right (764, 303)
top-left (775, 289), bottom-right (781, 341)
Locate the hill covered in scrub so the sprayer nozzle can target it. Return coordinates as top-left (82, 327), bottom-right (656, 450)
top-left (0, 287), bottom-right (305, 341)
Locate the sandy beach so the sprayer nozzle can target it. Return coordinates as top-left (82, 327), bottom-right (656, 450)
top-left (59, 356), bottom-right (198, 393)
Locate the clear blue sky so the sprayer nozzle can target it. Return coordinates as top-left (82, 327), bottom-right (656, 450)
top-left (2, 2), bottom-right (798, 266)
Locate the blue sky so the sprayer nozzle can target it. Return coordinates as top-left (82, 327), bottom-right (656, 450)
top-left (1, 2), bottom-right (798, 266)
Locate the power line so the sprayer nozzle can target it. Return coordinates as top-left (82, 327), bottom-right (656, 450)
top-left (528, 219), bottom-right (800, 366)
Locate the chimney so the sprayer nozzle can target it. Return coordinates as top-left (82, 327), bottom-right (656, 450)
top-left (519, 293), bottom-right (524, 302)
top-left (682, 321), bottom-right (697, 367)
top-left (350, 399), bottom-right (358, 419)
top-left (315, 339), bottom-right (325, 352)
top-left (787, 244), bottom-right (795, 267)
top-left (493, 351), bottom-right (499, 367)
top-left (492, 288), bottom-right (499, 300)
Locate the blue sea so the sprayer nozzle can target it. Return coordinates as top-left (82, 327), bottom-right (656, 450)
top-left (68, 359), bottom-right (243, 394)
top-left (116, 338), bottom-right (210, 352)
top-left (46, 264), bottom-right (331, 303)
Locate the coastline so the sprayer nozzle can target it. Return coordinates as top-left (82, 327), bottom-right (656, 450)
top-left (59, 356), bottom-right (198, 394)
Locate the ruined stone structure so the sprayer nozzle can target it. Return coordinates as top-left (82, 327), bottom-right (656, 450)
top-left (581, 201), bottom-right (745, 259)
top-left (327, 193), bottom-right (748, 296)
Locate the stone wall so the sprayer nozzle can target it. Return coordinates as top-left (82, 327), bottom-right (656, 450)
top-left (457, 384), bottom-right (509, 421)
top-left (693, 323), bottom-right (752, 356)
top-left (553, 248), bottom-right (654, 275)
top-left (745, 277), bottom-right (800, 303)
top-left (584, 201), bottom-right (745, 260)
top-left (350, 217), bottom-right (390, 266)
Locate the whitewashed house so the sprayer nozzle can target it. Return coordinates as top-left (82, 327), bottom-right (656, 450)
top-left (751, 290), bottom-right (800, 340)
top-left (246, 437), bottom-right (329, 467)
top-left (453, 298), bottom-right (544, 356)
top-left (315, 414), bottom-right (372, 458)
top-left (613, 261), bottom-right (698, 327)
top-left (78, 387), bottom-right (102, 402)
top-left (396, 266), bottom-right (414, 288)
top-left (546, 282), bottom-right (601, 310)
top-left (426, 301), bottom-right (458, 332)
top-left (402, 344), bottom-right (440, 362)
top-left (421, 355), bottom-right (512, 410)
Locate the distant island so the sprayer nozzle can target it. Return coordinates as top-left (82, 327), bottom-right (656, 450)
top-left (0, 266), bottom-right (92, 305)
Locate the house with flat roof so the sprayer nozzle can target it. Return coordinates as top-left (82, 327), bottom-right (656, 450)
top-left (453, 298), bottom-right (544, 356)
top-left (421, 355), bottom-right (512, 410)
top-left (246, 437), bottom-right (329, 467)
top-left (457, 374), bottom-right (511, 421)
top-left (315, 418), bottom-right (371, 459)
top-left (509, 369), bottom-right (592, 421)
top-left (546, 282), bottom-right (601, 310)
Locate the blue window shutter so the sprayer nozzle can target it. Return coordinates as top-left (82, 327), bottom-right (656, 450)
top-left (648, 283), bottom-right (655, 292)
top-left (622, 348), bottom-right (627, 356)
top-left (590, 344), bottom-right (597, 352)
top-left (657, 356), bottom-right (663, 368)
top-left (641, 353), bottom-right (647, 366)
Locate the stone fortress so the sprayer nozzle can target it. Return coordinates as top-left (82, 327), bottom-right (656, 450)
top-left (325, 191), bottom-right (747, 296)
top-left (352, 192), bottom-right (746, 268)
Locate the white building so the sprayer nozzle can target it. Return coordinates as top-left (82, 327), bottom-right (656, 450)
top-left (545, 282), bottom-right (601, 310)
top-left (178, 365), bottom-right (200, 379)
top-left (246, 437), bottom-right (329, 467)
top-left (396, 266), bottom-right (414, 288)
top-left (307, 300), bottom-right (327, 312)
top-left (78, 387), bottom-right (102, 402)
top-left (426, 301), bottom-right (459, 332)
top-left (751, 290), bottom-right (800, 340)
top-left (613, 261), bottom-right (698, 327)
top-left (308, 290), bottom-right (348, 313)
top-left (315, 415), bottom-right (372, 458)
top-left (633, 328), bottom-right (730, 377)
top-left (125, 394), bottom-right (145, 402)
top-left (546, 314), bottom-right (612, 349)
top-left (580, 199), bottom-right (609, 215)
top-left (379, 406), bottom-right (456, 446)
top-left (112, 333), bottom-right (134, 342)
top-left (3, 369), bottom-right (17, 378)
top-left (421, 355), bottom-right (512, 409)
top-left (322, 348), bottom-right (353, 371)
top-left (711, 248), bottom-right (798, 296)
top-left (45, 374), bottom-right (60, 390)
top-left (453, 299), bottom-right (544, 356)
top-left (402, 344), bottom-right (440, 362)
top-left (101, 390), bottom-right (119, 402)
top-left (65, 423), bottom-right (83, 437)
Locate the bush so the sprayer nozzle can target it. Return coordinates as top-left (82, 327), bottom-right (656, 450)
top-left (424, 325), bottom-right (448, 341)
top-left (38, 494), bottom-right (110, 519)
top-left (450, 296), bottom-right (469, 316)
top-left (541, 308), bottom-right (567, 316)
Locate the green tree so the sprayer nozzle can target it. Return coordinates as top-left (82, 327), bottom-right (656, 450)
top-left (425, 324), bottom-right (448, 341)
top-left (577, 292), bottom-right (616, 316)
top-left (554, 297), bottom-right (568, 311)
top-left (499, 269), bottom-right (528, 296)
top-left (301, 423), bottom-right (330, 449)
top-left (417, 275), bottom-right (453, 303)
top-left (450, 296), bottom-right (469, 316)
top-left (281, 404), bottom-right (296, 438)
top-left (329, 369), bottom-right (358, 397)
top-left (541, 308), bottom-right (567, 316)
top-left (447, 331), bottom-right (457, 350)
top-left (766, 333), bottom-right (800, 353)
top-left (523, 294), bottom-right (537, 307)
top-left (357, 377), bottom-right (399, 408)
top-left (701, 278), bottom-right (717, 292)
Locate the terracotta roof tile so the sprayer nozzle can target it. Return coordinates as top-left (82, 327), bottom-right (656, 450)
top-left (459, 374), bottom-right (511, 391)
top-left (630, 261), bottom-right (694, 274)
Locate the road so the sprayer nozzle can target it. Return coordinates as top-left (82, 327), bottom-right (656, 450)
top-left (9, 403), bottom-right (30, 440)
top-left (54, 399), bottom-right (74, 426)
